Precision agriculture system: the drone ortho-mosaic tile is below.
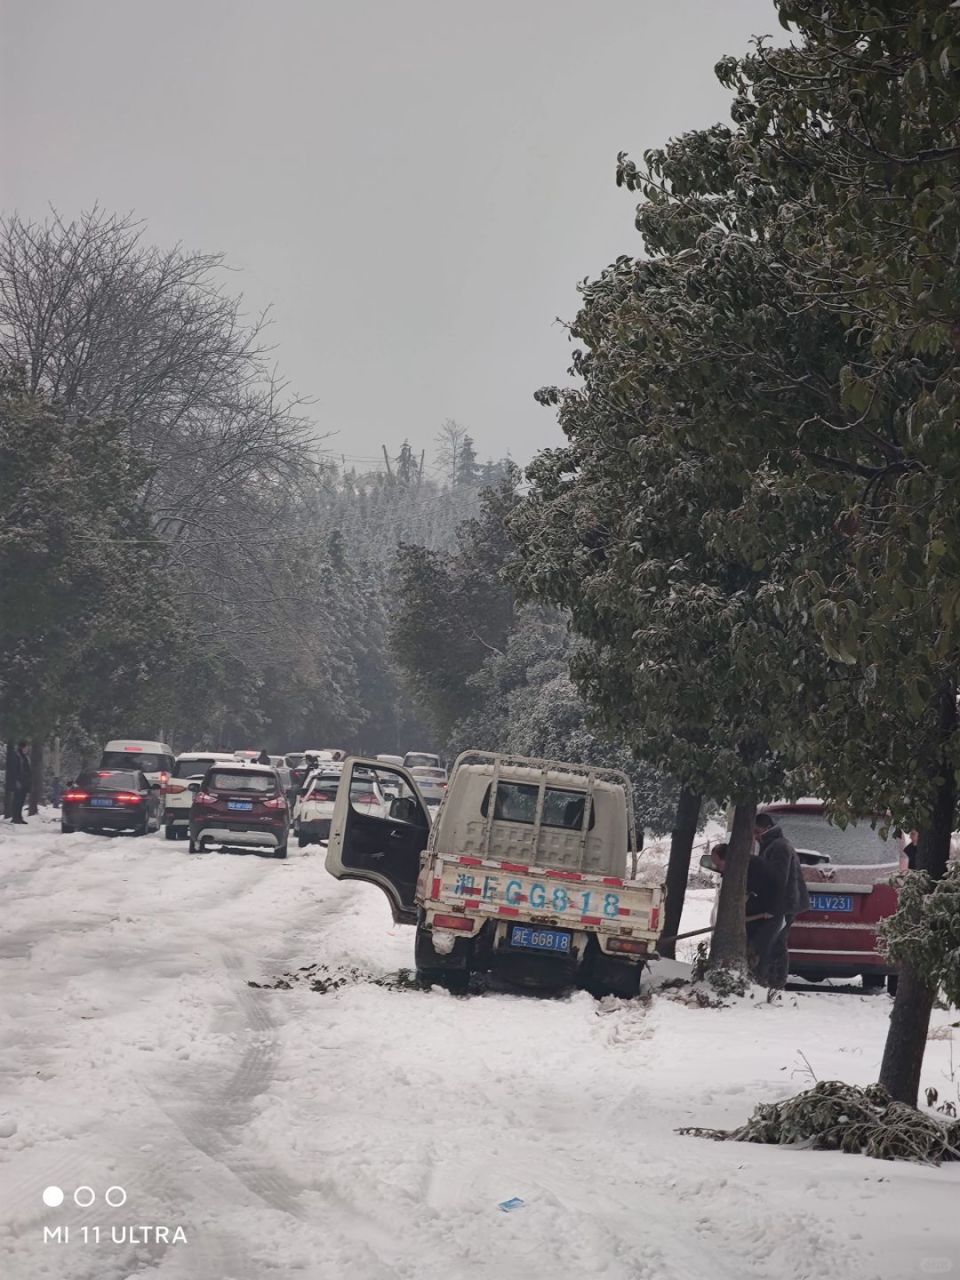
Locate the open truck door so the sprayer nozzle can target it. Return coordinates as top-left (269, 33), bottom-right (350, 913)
top-left (325, 757), bottom-right (430, 924)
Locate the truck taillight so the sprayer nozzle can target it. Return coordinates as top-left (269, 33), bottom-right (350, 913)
top-left (608, 936), bottom-right (648, 955)
top-left (432, 914), bottom-right (474, 932)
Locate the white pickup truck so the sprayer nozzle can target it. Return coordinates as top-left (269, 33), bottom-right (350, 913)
top-left (325, 751), bottom-right (664, 995)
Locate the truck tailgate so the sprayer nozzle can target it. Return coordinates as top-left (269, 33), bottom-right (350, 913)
top-left (426, 853), bottom-right (662, 937)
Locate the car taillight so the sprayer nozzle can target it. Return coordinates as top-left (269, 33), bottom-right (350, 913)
top-left (114, 792), bottom-right (144, 805)
top-left (63, 790), bottom-right (90, 803)
top-left (159, 772), bottom-right (170, 785)
top-left (166, 783), bottom-right (188, 795)
top-left (608, 936), bottom-right (648, 955)
top-left (263, 795), bottom-right (286, 809)
top-left (432, 914), bottom-right (474, 932)
top-left (194, 791), bottom-right (218, 806)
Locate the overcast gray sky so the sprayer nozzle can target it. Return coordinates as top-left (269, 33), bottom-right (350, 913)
top-left (2, 0), bottom-right (774, 467)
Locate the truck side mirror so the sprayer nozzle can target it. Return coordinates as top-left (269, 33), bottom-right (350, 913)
top-left (389, 795), bottom-right (422, 824)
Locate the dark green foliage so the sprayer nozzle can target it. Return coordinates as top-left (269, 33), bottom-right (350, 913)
top-left (0, 369), bottom-right (189, 740)
top-left (389, 469), bottom-right (678, 836)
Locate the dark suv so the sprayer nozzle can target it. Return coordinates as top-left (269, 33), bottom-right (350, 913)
top-left (61, 770), bottom-right (163, 835)
top-left (188, 765), bottom-right (290, 858)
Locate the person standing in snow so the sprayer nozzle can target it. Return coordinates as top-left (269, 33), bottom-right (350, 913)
top-left (901, 829), bottom-right (919, 870)
top-left (9, 740), bottom-right (32, 825)
top-left (753, 812), bottom-right (810, 989)
top-left (709, 842), bottom-right (780, 982)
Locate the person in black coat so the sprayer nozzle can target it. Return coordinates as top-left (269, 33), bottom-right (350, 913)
top-left (710, 842), bottom-right (781, 982)
top-left (754, 813), bottom-right (811, 989)
top-left (9, 741), bottom-right (32, 824)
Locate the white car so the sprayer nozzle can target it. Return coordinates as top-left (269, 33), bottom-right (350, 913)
top-left (410, 766), bottom-right (448, 807)
top-left (293, 771), bottom-right (343, 847)
top-left (99, 739), bottom-right (175, 789)
top-left (403, 751), bottom-right (442, 771)
top-left (294, 768), bottom-right (382, 847)
top-left (164, 752), bottom-right (236, 839)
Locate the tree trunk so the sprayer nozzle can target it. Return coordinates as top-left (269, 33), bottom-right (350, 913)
top-left (658, 786), bottom-right (702, 959)
top-left (28, 740), bottom-right (44, 815)
top-left (879, 680), bottom-right (956, 1105)
top-left (3, 739), bottom-right (14, 819)
top-left (709, 796), bottom-right (756, 970)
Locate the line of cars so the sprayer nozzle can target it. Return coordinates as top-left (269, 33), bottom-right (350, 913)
top-left (59, 739), bottom-right (447, 863)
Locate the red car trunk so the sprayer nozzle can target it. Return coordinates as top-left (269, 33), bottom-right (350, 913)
top-left (760, 801), bottom-right (901, 987)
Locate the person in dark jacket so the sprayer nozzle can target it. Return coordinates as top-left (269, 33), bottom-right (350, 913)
top-left (710, 842), bottom-right (781, 982)
top-left (9, 741), bottom-right (32, 824)
top-left (902, 829), bottom-right (919, 870)
top-left (754, 813), bottom-right (811, 988)
top-left (256, 749), bottom-right (271, 766)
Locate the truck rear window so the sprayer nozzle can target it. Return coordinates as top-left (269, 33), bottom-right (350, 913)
top-left (481, 783), bottom-right (594, 830)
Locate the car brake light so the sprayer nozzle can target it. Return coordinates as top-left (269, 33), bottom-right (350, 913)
top-left (166, 783), bottom-right (188, 795)
top-left (115, 792), bottom-right (144, 805)
top-left (432, 914), bottom-right (474, 932)
top-left (194, 791), bottom-right (218, 806)
top-left (608, 936), bottom-right (648, 955)
top-left (263, 795), bottom-right (286, 809)
top-left (63, 790), bottom-right (90, 803)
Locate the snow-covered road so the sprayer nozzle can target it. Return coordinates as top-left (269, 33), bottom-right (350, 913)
top-left (1, 813), bottom-right (958, 1280)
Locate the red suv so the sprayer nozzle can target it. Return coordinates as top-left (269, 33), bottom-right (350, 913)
top-left (760, 801), bottom-right (900, 992)
top-left (188, 765), bottom-right (290, 859)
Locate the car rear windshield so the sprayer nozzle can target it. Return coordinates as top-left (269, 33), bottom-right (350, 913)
top-left (405, 754), bottom-right (439, 769)
top-left (207, 771), bottom-right (277, 794)
top-left (767, 813), bottom-right (897, 866)
top-left (309, 778), bottom-right (340, 800)
top-left (101, 751), bottom-right (167, 772)
top-left (481, 782), bottom-right (594, 830)
top-left (413, 768), bottom-right (446, 780)
top-left (173, 757), bottom-right (227, 778)
top-left (82, 771), bottom-right (141, 791)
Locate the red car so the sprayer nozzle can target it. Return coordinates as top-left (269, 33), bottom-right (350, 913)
top-left (759, 800), bottom-right (900, 992)
top-left (188, 764), bottom-right (290, 859)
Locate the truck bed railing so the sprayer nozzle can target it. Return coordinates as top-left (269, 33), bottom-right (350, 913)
top-left (445, 750), bottom-right (638, 866)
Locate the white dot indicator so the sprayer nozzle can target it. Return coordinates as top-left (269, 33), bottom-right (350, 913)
top-left (42, 1186), bottom-right (64, 1208)
top-left (105, 1185), bottom-right (127, 1207)
top-left (74, 1186), bottom-right (95, 1208)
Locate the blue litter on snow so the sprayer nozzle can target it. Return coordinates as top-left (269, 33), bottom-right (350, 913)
top-left (498, 1197), bottom-right (526, 1213)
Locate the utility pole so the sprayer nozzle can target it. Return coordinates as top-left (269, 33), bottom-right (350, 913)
top-left (417, 450), bottom-right (425, 489)
top-left (381, 445), bottom-right (394, 478)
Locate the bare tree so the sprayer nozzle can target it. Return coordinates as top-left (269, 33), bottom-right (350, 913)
top-left (0, 208), bottom-right (314, 555)
top-left (434, 418), bottom-right (468, 486)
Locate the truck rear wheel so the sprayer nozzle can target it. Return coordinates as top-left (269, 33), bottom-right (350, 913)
top-left (585, 951), bottom-right (642, 1000)
top-left (415, 925), bottom-right (471, 994)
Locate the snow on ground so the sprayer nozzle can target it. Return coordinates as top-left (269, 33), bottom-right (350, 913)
top-left (1, 812), bottom-right (958, 1280)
